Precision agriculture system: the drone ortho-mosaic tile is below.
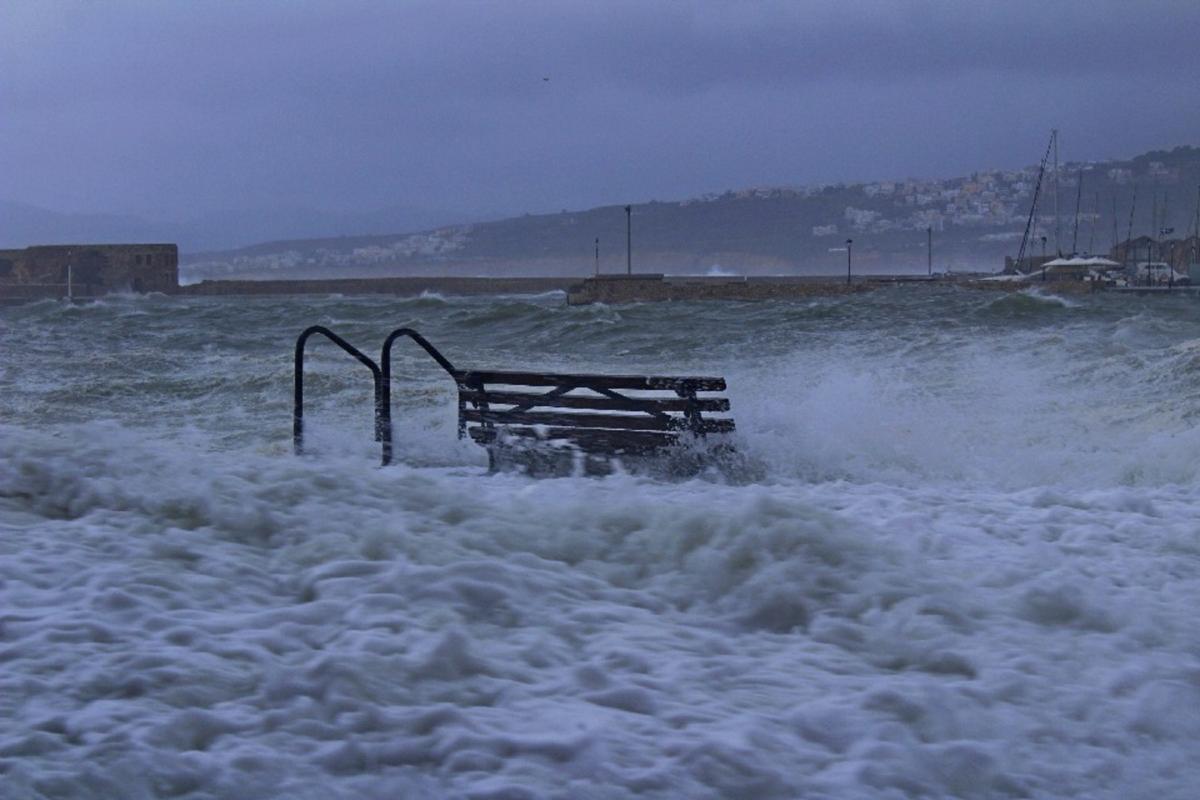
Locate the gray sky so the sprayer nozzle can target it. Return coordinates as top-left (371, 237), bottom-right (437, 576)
top-left (4, 0), bottom-right (1200, 234)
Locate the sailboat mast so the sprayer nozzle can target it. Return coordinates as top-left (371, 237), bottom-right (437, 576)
top-left (1195, 184), bottom-right (1200, 240)
top-left (1053, 129), bottom-right (1061, 255)
top-left (1013, 131), bottom-right (1055, 272)
top-left (1071, 168), bottom-right (1083, 254)
top-left (1088, 191), bottom-right (1098, 255)
top-left (1193, 184), bottom-right (1199, 268)
top-left (1112, 195), bottom-right (1118, 253)
top-left (1125, 185), bottom-right (1137, 267)
top-left (1194, 183), bottom-right (1200, 240)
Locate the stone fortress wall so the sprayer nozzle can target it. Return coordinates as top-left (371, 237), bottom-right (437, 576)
top-left (0, 244), bottom-right (179, 300)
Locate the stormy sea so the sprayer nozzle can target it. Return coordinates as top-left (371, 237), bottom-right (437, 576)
top-left (2, 286), bottom-right (1200, 799)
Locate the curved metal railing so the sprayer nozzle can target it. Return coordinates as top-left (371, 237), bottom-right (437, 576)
top-left (379, 327), bottom-right (462, 466)
top-left (293, 325), bottom-right (383, 458)
top-left (294, 325), bottom-right (462, 466)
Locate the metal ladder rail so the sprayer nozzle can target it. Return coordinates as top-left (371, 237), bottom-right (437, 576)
top-left (379, 327), bottom-right (462, 466)
top-left (294, 325), bottom-right (384, 459)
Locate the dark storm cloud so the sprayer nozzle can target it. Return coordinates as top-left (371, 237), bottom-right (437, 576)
top-left (3, 0), bottom-right (1199, 245)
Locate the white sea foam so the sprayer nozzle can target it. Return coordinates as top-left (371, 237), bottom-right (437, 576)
top-left (3, 290), bottom-right (1200, 798)
top-left (3, 418), bottom-right (1199, 798)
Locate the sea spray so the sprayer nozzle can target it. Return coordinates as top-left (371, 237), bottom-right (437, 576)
top-left (3, 287), bottom-right (1200, 798)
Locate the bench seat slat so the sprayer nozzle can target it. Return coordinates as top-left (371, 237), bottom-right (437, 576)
top-left (469, 426), bottom-right (693, 454)
top-left (462, 408), bottom-right (735, 433)
top-left (460, 370), bottom-right (726, 392)
top-left (460, 389), bottom-right (730, 413)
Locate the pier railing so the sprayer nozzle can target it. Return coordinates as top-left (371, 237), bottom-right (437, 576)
top-left (293, 326), bottom-right (461, 466)
top-left (379, 328), bottom-right (461, 466)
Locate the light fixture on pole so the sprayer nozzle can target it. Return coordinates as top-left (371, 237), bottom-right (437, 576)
top-left (625, 206), bottom-right (632, 276)
top-left (927, 226), bottom-right (932, 277)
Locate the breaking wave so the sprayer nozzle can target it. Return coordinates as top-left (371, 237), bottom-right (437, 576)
top-left (4, 287), bottom-right (1200, 798)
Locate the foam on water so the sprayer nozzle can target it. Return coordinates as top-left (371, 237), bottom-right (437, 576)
top-left (3, 288), bottom-right (1200, 798)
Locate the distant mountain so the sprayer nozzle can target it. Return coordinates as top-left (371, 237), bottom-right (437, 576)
top-left (9, 144), bottom-right (1200, 279)
top-left (166, 205), bottom-right (479, 252)
top-left (0, 201), bottom-right (478, 253)
top-left (0, 201), bottom-right (164, 248)
top-left (180, 144), bottom-right (1200, 282)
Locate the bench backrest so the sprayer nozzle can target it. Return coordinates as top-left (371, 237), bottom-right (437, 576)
top-left (456, 370), bottom-right (733, 454)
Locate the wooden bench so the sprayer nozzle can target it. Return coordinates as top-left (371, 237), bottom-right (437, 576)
top-left (456, 369), bottom-right (735, 475)
top-left (294, 325), bottom-right (735, 474)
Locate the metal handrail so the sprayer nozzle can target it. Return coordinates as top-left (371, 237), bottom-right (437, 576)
top-left (294, 325), bottom-right (383, 458)
top-left (379, 327), bottom-right (462, 466)
top-left (294, 325), bottom-right (733, 470)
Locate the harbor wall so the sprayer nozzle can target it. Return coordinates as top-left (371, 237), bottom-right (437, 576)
top-left (565, 275), bottom-right (875, 304)
top-left (0, 244), bottom-right (178, 301)
top-left (179, 276), bottom-right (576, 297)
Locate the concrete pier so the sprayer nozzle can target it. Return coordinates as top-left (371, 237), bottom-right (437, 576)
top-left (565, 274), bottom-right (873, 304)
top-left (179, 276), bottom-right (575, 298)
top-left (1104, 286), bottom-right (1200, 296)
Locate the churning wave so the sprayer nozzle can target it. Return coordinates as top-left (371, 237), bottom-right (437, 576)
top-left (3, 287), bottom-right (1200, 798)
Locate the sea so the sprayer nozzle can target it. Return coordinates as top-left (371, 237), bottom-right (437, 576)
top-left (2, 286), bottom-right (1200, 799)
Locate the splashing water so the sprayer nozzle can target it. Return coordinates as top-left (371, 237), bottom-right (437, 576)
top-left (3, 287), bottom-right (1200, 798)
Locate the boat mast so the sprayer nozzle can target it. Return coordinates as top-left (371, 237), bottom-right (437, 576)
top-left (1088, 191), bottom-right (1098, 255)
top-left (1125, 185), bottom-right (1137, 268)
top-left (1195, 184), bottom-right (1200, 240)
top-left (1053, 129), bottom-right (1061, 256)
top-left (1111, 195), bottom-right (1118, 254)
top-left (1151, 189), bottom-right (1158, 263)
top-left (1014, 131), bottom-right (1055, 273)
top-left (1126, 187), bottom-right (1138, 247)
top-left (1071, 168), bottom-right (1083, 255)
top-left (1193, 184), bottom-right (1199, 268)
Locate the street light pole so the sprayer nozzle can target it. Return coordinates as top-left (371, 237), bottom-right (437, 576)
top-left (846, 238), bottom-right (853, 284)
top-left (594, 237), bottom-right (600, 276)
top-left (1166, 228), bottom-right (1174, 290)
top-left (1040, 235), bottom-right (1047, 282)
top-left (926, 226), bottom-right (932, 277)
top-left (624, 205), bottom-right (632, 276)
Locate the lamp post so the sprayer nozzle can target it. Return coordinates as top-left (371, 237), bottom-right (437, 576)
top-left (1040, 235), bottom-right (1047, 282)
top-left (926, 226), bottom-right (932, 277)
top-left (1163, 228), bottom-right (1174, 290)
top-left (1148, 233), bottom-right (1156, 287)
top-left (594, 237), bottom-right (600, 276)
top-left (845, 239), bottom-right (853, 284)
top-left (624, 205), bottom-right (632, 276)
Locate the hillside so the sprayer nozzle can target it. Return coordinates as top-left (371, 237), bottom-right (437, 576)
top-left (182, 145), bottom-right (1200, 282)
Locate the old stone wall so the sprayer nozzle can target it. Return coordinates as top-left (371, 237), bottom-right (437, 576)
top-left (0, 244), bottom-right (178, 299)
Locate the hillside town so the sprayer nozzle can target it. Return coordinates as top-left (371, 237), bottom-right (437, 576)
top-left (167, 144), bottom-right (1198, 283)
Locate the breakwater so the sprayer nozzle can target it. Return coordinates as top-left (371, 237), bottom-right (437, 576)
top-left (565, 274), bottom-right (875, 304)
top-left (179, 274), bottom-right (881, 305)
top-left (179, 276), bottom-right (576, 297)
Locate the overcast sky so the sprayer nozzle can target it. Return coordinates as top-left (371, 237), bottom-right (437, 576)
top-left (4, 0), bottom-right (1200, 231)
